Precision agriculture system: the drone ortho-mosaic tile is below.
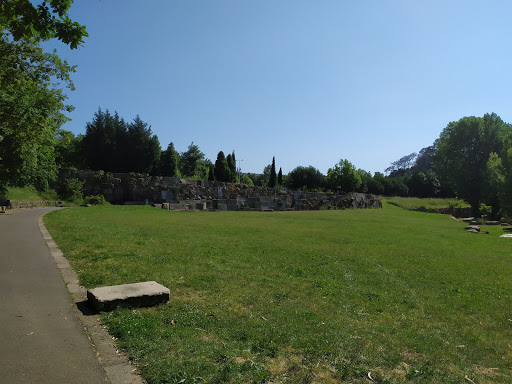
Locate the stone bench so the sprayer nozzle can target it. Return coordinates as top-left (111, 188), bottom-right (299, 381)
top-left (87, 281), bottom-right (170, 312)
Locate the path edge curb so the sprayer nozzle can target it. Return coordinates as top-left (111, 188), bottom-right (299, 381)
top-left (38, 211), bottom-right (145, 384)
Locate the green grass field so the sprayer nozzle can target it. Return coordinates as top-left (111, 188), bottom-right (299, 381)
top-left (382, 197), bottom-right (470, 211)
top-left (44, 204), bottom-right (512, 383)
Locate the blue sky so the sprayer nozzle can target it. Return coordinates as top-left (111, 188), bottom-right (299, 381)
top-left (49, 1), bottom-right (512, 175)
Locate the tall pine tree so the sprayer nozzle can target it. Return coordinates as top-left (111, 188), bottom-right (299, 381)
top-left (159, 142), bottom-right (179, 177)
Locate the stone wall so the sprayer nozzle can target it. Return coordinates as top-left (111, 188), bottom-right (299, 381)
top-left (432, 207), bottom-right (473, 218)
top-left (59, 170), bottom-right (382, 211)
top-left (1, 200), bottom-right (64, 211)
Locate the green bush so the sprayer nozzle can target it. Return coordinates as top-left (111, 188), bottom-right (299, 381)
top-left (85, 195), bottom-right (108, 205)
top-left (60, 178), bottom-right (84, 201)
top-left (240, 175), bottom-right (254, 186)
top-left (479, 203), bottom-right (492, 217)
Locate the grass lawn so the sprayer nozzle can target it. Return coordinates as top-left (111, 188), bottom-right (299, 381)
top-left (44, 204), bottom-right (512, 383)
top-left (382, 197), bottom-right (470, 211)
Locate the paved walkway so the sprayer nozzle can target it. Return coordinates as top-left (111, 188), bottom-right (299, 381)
top-left (0, 208), bottom-right (109, 383)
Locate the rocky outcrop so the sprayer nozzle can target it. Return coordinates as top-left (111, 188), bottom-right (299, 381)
top-left (59, 170), bottom-right (382, 211)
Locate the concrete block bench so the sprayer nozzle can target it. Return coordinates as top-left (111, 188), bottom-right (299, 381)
top-left (87, 281), bottom-right (170, 312)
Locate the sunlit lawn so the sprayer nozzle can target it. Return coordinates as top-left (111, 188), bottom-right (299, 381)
top-left (44, 204), bottom-right (512, 383)
top-left (382, 196), bottom-right (470, 211)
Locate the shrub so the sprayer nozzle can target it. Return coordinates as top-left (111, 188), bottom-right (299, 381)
top-left (240, 175), bottom-right (254, 186)
top-left (85, 195), bottom-right (108, 205)
top-left (60, 178), bottom-right (84, 201)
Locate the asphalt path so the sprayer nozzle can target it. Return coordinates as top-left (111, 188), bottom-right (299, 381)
top-left (0, 208), bottom-right (109, 384)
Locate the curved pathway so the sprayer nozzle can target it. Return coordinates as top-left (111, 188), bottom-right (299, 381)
top-left (0, 208), bottom-right (109, 383)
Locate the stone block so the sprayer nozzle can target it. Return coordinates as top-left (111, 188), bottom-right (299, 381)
top-left (218, 203), bottom-right (227, 211)
top-left (87, 281), bottom-right (170, 312)
top-left (196, 202), bottom-right (207, 210)
top-left (162, 203), bottom-right (170, 210)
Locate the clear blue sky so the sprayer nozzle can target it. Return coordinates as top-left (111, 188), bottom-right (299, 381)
top-left (49, 1), bottom-right (512, 175)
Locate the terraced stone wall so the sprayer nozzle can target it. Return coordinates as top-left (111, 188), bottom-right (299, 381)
top-left (59, 170), bottom-right (382, 211)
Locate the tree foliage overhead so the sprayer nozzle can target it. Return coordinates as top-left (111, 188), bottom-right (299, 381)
top-left (0, 0), bottom-right (85, 194)
top-left (0, 30), bottom-right (75, 190)
top-left (0, 0), bottom-right (87, 48)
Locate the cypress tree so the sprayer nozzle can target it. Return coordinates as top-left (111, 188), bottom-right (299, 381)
top-left (269, 156), bottom-right (277, 188)
top-left (226, 152), bottom-right (237, 182)
top-left (214, 151), bottom-right (230, 182)
top-left (278, 167), bottom-right (283, 186)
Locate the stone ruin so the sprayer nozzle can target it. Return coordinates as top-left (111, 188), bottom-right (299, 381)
top-left (59, 170), bottom-right (382, 211)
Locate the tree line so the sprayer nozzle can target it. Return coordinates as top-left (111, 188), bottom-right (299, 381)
top-left (7, 102), bottom-right (512, 223)
top-left (2, 4), bottom-right (511, 218)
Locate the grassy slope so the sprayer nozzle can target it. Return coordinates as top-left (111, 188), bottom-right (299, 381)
top-left (382, 197), bottom-right (470, 211)
top-left (44, 205), bottom-right (512, 383)
top-left (5, 186), bottom-right (45, 201)
top-left (5, 185), bottom-right (59, 202)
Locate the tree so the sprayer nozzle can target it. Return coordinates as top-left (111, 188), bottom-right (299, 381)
top-left (434, 113), bottom-right (509, 214)
top-left (0, 31), bottom-right (75, 191)
top-left (407, 171), bottom-right (440, 198)
top-left (0, 1), bottom-right (85, 195)
top-left (179, 142), bottom-right (205, 178)
top-left (356, 169), bottom-right (371, 193)
top-left (208, 166), bottom-right (214, 181)
top-left (240, 175), bottom-right (254, 186)
top-left (214, 151), bottom-right (230, 182)
top-left (286, 166), bottom-right (325, 191)
top-left (269, 156), bottom-right (277, 188)
top-left (414, 145), bottom-right (436, 172)
top-left (385, 153), bottom-right (417, 175)
top-left (0, 0), bottom-right (88, 49)
top-left (159, 142), bottom-right (179, 177)
top-left (486, 136), bottom-right (512, 218)
top-left (124, 115), bottom-right (161, 174)
top-left (366, 174), bottom-right (385, 195)
top-left (82, 109), bottom-right (126, 171)
top-left (226, 151), bottom-right (237, 182)
top-left (195, 159), bottom-right (213, 180)
top-left (278, 167), bottom-right (283, 186)
top-left (325, 159), bottom-right (362, 192)
top-left (54, 129), bottom-right (84, 169)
